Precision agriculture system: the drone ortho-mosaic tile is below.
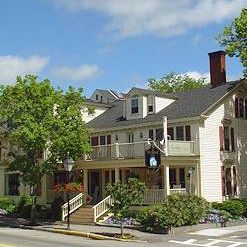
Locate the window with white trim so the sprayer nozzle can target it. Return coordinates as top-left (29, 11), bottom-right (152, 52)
top-left (131, 98), bottom-right (139, 114)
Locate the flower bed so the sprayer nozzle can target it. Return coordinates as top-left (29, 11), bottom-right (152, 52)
top-left (104, 216), bottom-right (139, 226)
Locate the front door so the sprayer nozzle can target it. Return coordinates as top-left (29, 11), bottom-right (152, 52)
top-left (89, 171), bottom-right (100, 204)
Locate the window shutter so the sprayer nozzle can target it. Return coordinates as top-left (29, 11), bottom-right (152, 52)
top-left (245, 99), bottom-right (247, 119)
top-left (185, 125), bottom-right (191, 141)
top-left (230, 128), bottom-right (235, 152)
top-left (221, 166), bottom-right (226, 196)
top-left (219, 126), bottom-right (224, 151)
top-left (233, 166), bottom-right (237, 196)
top-left (235, 97), bottom-right (239, 118)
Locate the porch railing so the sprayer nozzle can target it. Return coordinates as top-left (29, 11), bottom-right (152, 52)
top-left (170, 188), bottom-right (187, 194)
top-left (61, 193), bottom-right (84, 221)
top-left (143, 189), bottom-right (166, 204)
top-left (87, 140), bottom-right (196, 160)
top-left (92, 195), bottom-right (114, 222)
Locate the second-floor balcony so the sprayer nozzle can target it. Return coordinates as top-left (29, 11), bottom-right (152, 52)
top-left (86, 140), bottom-right (197, 161)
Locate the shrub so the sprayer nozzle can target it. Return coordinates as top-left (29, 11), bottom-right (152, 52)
top-left (232, 199), bottom-right (247, 217)
top-left (167, 194), bottom-right (210, 226)
top-left (213, 200), bottom-right (244, 218)
top-left (137, 205), bottom-right (177, 232)
top-left (17, 194), bottom-right (32, 213)
top-left (0, 197), bottom-right (16, 213)
top-left (137, 194), bottom-right (210, 232)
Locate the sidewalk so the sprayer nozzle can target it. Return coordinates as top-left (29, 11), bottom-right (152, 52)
top-left (190, 224), bottom-right (247, 237)
top-left (1, 215), bottom-right (247, 241)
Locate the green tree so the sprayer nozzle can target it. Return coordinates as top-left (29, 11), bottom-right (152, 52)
top-left (106, 178), bottom-right (146, 237)
top-left (0, 75), bottom-right (90, 224)
top-left (217, 8), bottom-right (247, 77)
top-left (148, 72), bottom-right (207, 93)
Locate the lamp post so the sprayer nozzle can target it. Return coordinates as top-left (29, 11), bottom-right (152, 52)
top-left (63, 157), bottom-right (75, 230)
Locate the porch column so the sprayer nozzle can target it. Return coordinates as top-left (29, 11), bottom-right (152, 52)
top-left (101, 169), bottom-right (106, 197)
top-left (196, 163), bottom-right (200, 196)
top-left (115, 168), bottom-right (120, 183)
top-left (109, 170), bottom-right (112, 184)
top-left (122, 169), bottom-right (126, 183)
top-left (83, 169), bottom-right (88, 195)
top-left (163, 165), bottom-right (170, 196)
top-left (0, 167), bottom-right (5, 195)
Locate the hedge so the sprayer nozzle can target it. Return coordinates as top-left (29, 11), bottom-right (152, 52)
top-left (0, 196), bottom-right (16, 213)
top-left (137, 194), bottom-right (210, 232)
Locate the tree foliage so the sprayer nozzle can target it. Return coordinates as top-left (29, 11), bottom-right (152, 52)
top-left (148, 72), bottom-right (207, 93)
top-left (106, 178), bottom-right (146, 236)
top-left (217, 8), bottom-right (247, 77)
top-left (0, 75), bottom-right (90, 223)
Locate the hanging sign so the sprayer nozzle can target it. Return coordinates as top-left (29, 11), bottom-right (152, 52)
top-left (145, 144), bottom-right (161, 168)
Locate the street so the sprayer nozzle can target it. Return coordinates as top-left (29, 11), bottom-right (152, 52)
top-left (1, 226), bottom-right (247, 247)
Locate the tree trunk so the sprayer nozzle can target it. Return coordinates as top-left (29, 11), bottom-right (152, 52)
top-left (30, 195), bottom-right (37, 225)
top-left (120, 221), bottom-right (124, 237)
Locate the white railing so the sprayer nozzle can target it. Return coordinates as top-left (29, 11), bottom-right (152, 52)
top-left (61, 193), bottom-right (84, 221)
top-left (143, 189), bottom-right (166, 204)
top-left (90, 144), bottom-right (114, 159)
top-left (88, 140), bottom-right (196, 160)
top-left (170, 188), bottom-right (187, 194)
top-left (92, 195), bottom-right (114, 222)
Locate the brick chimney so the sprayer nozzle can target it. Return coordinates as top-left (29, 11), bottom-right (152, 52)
top-left (208, 50), bottom-right (226, 87)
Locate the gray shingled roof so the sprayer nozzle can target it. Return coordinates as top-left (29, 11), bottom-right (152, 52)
top-left (128, 87), bottom-right (177, 99)
top-left (87, 81), bottom-right (239, 129)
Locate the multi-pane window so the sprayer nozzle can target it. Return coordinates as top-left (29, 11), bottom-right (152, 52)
top-left (185, 125), bottom-right (191, 141)
top-left (149, 125), bottom-right (191, 141)
top-left (91, 136), bottom-right (99, 146)
top-left (176, 126), bottom-right (184, 140)
top-left (100, 136), bottom-right (106, 145)
top-left (147, 96), bottom-right (154, 113)
top-left (131, 98), bottom-right (139, 114)
top-left (219, 126), bottom-right (235, 152)
top-left (224, 127), bottom-right (230, 151)
top-left (148, 105), bottom-right (153, 113)
top-left (155, 128), bottom-right (164, 141)
top-left (149, 129), bottom-right (154, 139)
top-left (5, 173), bottom-right (20, 196)
top-left (179, 168), bottom-right (185, 188)
top-left (169, 168), bottom-right (176, 188)
top-left (235, 97), bottom-right (247, 119)
top-left (167, 127), bottom-right (174, 140)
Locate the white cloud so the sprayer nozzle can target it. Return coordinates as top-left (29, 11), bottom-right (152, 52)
top-left (182, 71), bottom-right (210, 81)
top-left (52, 64), bottom-right (103, 81)
top-left (52, 0), bottom-right (246, 38)
top-left (0, 55), bottom-right (49, 84)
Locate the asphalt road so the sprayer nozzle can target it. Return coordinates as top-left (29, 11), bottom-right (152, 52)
top-left (1, 226), bottom-right (247, 247)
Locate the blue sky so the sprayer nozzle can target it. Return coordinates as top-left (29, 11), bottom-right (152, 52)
top-left (0, 0), bottom-right (245, 97)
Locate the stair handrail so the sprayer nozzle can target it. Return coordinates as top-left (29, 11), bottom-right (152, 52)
top-left (61, 192), bottom-right (84, 221)
top-left (92, 195), bottom-right (114, 222)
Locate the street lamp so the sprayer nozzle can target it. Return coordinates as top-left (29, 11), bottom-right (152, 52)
top-left (63, 157), bottom-right (75, 230)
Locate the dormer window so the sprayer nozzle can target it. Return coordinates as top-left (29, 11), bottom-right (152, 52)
top-left (148, 105), bottom-right (153, 113)
top-left (131, 98), bottom-right (138, 114)
top-left (147, 96), bottom-right (154, 114)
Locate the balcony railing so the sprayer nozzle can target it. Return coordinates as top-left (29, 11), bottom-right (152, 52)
top-left (86, 140), bottom-right (196, 161)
